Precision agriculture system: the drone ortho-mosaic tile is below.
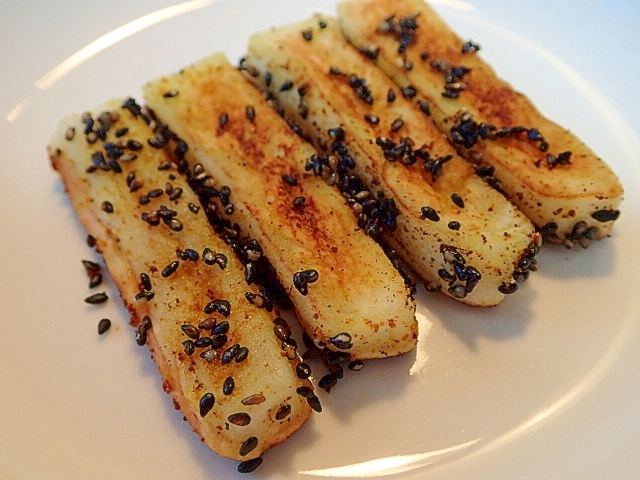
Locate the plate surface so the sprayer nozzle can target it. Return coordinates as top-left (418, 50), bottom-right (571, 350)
top-left (1, 1), bottom-right (639, 479)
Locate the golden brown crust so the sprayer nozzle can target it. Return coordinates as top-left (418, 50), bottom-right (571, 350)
top-left (143, 53), bottom-right (418, 358)
top-left (244, 16), bottom-right (540, 306)
top-left (337, 0), bottom-right (623, 246)
top-left (48, 99), bottom-right (312, 461)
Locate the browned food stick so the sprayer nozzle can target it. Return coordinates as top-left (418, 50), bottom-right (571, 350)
top-left (244, 16), bottom-right (540, 306)
top-left (337, 0), bottom-right (623, 247)
top-left (48, 98), bottom-right (314, 465)
top-left (143, 52), bottom-right (418, 359)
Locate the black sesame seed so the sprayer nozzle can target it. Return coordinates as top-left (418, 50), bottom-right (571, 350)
top-left (183, 340), bottom-right (195, 355)
top-left (451, 193), bottom-right (465, 208)
top-left (499, 282), bottom-right (518, 294)
top-left (417, 100), bottom-right (430, 116)
top-left (101, 201), bottom-right (114, 213)
top-left (293, 196), bottom-right (306, 208)
top-left (202, 247), bottom-right (216, 265)
top-left (387, 88), bottom-right (396, 103)
top-left (239, 437), bottom-right (258, 457)
top-left (449, 284), bottom-right (467, 299)
top-left (281, 174), bottom-right (298, 186)
top-left (244, 292), bottom-right (265, 308)
top-left (181, 324), bottom-right (200, 340)
top-left (274, 324), bottom-right (289, 341)
top-left (420, 206), bottom-right (440, 221)
top-left (134, 291), bottom-right (155, 301)
top-left (141, 212), bottom-right (160, 226)
top-left (89, 272), bottom-right (103, 289)
top-left (127, 139), bottom-right (143, 151)
top-left (210, 334), bottom-right (228, 349)
top-left (135, 330), bottom-right (147, 346)
top-left (591, 209), bottom-right (620, 222)
top-left (296, 386), bottom-right (314, 399)
top-left (86, 234), bottom-right (96, 248)
top-left (307, 394), bottom-right (322, 413)
top-left (212, 320), bottom-right (230, 335)
top-left (168, 187), bottom-right (183, 201)
top-left (115, 127), bottom-right (129, 138)
top-left (204, 299), bottom-right (231, 316)
top-left (319, 372), bottom-right (338, 392)
top-left (244, 262), bottom-right (258, 285)
top-left (98, 318), bottom-right (111, 335)
top-left (282, 337), bottom-right (298, 360)
top-left (275, 404), bottom-right (291, 420)
top-left (163, 89), bottom-right (179, 98)
top-left (391, 117), bottom-right (404, 132)
top-left (237, 457), bottom-right (263, 474)
top-left (129, 179), bottom-right (144, 193)
top-left (292, 269), bottom-right (319, 296)
top-left (161, 260), bottom-right (180, 278)
top-left (327, 127), bottom-right (345, 141)
top-left (280, 81), bottom-right (294, 92)
top-left (82, 259), bottom-right (101, 273)
top-left (440, 254), bottom-right (458, 272)
top-left (359, 45), bottom-right (380, 60)
top-left (448, 221), bottom-right (461, 231)
top-left (199, 392), bottom-right (215, 417)
top-left (85, 292), bottom-right (108, 304)
top-left (241, 393), bottom-right (265, 406)
top-left (198, 317), bottom-right (216, 331)
top-left (364, 114), bottom-right (380, 124)
top-left (301, 29), bottom-right (313, 41)
top-left (223, 376), bottom-right (235, 395)
top-left (200, 349), bottom-right (218, 363)
top-left (461, 40), bottom-right (480, 53)
top-left (220, 343), bottom-right (240, 365)
top-left (140, 315), bottom-right (152, 331)
top-left (235, 346), bottom-right (249, 363)
top-left (401, 85), bottom-right (417, 98)
top-left (296, 362), bottom-right (312, 379)
top-left (245, 105), bottom-right (255, 121)
top-left (228, 412), bottom-right (252, 426)
top-left (348, 359), bottom-right (365, 371)
top-left (147, 188), bottom-right (163, 198)
top-left (195, 336), bottom-right (214, 348)
top-left (138, 272), bottom-right (152, 292)
top-left (438, 269), bottom-right (455, 284)
top-left (219, 112), bottom-right (228, 128)
top-left (330, 332), bottom-right (353, 350)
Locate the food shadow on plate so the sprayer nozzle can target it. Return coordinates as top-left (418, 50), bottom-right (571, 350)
top-left (423, 234), bottom-right (619, 352)
top-left (417, 268), bottom-right (536, 352)
top-left (534, 236), bottom-right (618, 280)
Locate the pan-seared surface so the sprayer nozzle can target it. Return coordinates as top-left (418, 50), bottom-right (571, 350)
top-left (143, 53), bottom-right (417, 358)
top-left (48, 98), bottom-right (312, 462)
top-left (244, 16), bottom-right (540, 306)
top-left (337, 0), bottom-right (623, 247)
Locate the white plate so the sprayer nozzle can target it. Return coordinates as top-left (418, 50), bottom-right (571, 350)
top-left (1, 1), bottom-right (639, 479)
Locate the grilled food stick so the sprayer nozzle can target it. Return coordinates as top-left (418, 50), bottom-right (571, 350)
top-left (244, 17), bottom-right (540, 306)
top-left (337, 0), bottom-right (624, 247)
top-left (47, 98), bottom-right (313, 465)
top-left (142, 53), bottom-right (417, 359)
